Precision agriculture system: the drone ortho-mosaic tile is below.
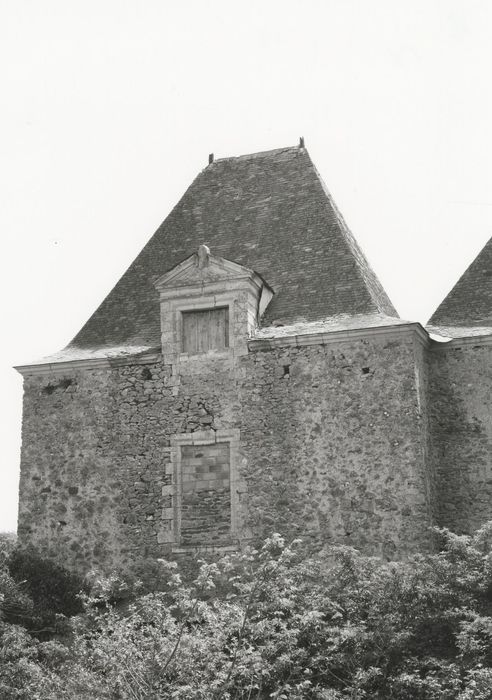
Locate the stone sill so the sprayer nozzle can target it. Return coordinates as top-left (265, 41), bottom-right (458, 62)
top-left (172, 543), bottom-right (239, 555)
top-left (178, 350), bottom-right (231, 362)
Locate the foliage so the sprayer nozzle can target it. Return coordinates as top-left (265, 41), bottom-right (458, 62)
top-left (6, 546), bottom-right (83, 634)
top-left (3, 525), bottom-right (492, 697)
top-left (0, 532), bottom-right (17, 561)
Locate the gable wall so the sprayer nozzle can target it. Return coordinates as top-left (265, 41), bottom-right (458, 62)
top-left (18, 331), bottom-right (433, 577)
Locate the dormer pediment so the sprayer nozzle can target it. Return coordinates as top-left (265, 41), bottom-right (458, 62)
top-left (154, 245), bottom-right (257, 291)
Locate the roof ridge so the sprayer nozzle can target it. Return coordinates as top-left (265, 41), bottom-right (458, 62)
top-left (212, 145), bottom-right (300, 164)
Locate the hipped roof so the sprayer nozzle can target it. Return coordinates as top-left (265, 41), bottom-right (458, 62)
top-left (69, 145), bottom-right (398, 350)
top-left (428, 236), bottom-right (492, 337)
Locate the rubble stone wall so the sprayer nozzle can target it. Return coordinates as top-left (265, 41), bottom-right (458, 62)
top-left (429, 340), bottom-right (492, 534)
top-left (18, 330), bottom-right (434, 576)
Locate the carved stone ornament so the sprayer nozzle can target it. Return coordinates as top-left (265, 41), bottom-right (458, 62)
top-left (197, 244), bottom-right (210, 269)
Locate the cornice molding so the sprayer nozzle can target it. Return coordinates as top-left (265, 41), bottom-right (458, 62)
top-left (248, 322), bottom-right (430, 352)
top-left (429, 333), bottom-right (492, 351)
top-left (15, 352), bottom-right (161, 377)
top-left (154, 251), bottom-right (251, 289)
top-left (15, 324), bottom-right (434, 376)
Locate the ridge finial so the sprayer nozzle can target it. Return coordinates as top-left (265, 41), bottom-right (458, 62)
top-left (197, 244), bottom-right (210, 269)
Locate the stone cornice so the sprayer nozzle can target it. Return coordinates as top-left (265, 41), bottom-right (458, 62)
top-left (15, 324), bottom-right (433, 375)
top-left (429, 333), bottom-right (492, 351)
top-left (14, 352), bottom-right (161, 377)
top-left (248, 322), bottom-right (430, 352)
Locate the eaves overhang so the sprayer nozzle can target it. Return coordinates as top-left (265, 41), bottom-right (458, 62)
top-left (248, 322), bottom-right (429, 352)
top-left (15, 323), bottom-right (431, 377)
top-left (14, 349), bottom-right (161, 377)
top-left (428, 332), bottom-right (492, 351)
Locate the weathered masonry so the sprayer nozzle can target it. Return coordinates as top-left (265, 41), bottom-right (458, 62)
top-left (16, 143), bottom-right (492, 575)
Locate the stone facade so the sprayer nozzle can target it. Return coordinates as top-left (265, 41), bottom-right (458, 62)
top-left (15, 145), bottom-right (492, 577)
top-left (429, 340), bottom-right (492, 534)
top-left (19, 320), bottom-right (492, 576)
top-left (18, 324), bottom-right (442, 573)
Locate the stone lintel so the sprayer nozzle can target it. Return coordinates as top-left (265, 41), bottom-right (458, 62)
top-left (157, 274), bottom-right (265, 302)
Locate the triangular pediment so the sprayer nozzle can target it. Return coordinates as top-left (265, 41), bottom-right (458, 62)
top-left (154, 246), bottom-right (255, 291)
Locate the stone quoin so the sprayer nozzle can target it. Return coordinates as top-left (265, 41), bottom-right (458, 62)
top-left (15, 143), bottom-right (492, 576)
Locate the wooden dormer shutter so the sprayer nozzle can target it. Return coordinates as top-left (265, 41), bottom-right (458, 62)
top-left (182, 307), bottom-right (229, 353)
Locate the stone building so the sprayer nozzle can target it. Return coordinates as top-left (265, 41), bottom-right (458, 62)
top-left (15, 143), bottom-right (492, 573)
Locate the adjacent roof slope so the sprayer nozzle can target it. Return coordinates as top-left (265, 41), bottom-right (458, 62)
top-left (69, 145), bottom-right (398, 351)
top-left (427, 236), bottom-right (492, 337)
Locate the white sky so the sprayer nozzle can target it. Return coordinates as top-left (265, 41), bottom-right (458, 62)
top-left (1, 0), bottom-right (491, 531)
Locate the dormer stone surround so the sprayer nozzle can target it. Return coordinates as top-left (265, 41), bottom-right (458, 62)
top-left (153, 244), bottom-right (273, 368)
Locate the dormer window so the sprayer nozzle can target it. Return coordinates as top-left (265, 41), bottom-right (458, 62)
top-left (154, 245), bottom-right (273, 363)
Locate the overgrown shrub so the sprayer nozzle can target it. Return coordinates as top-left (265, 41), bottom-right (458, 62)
top-left (0, 532), bottom-right (17, 562)
top-left (7, 546), bottom-right (83, 634)
top-left (3, 526), bottom-right (492, 697)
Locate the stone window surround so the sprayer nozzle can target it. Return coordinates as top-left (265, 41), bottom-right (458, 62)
top-left (162, 428), bottom-right (241, 553)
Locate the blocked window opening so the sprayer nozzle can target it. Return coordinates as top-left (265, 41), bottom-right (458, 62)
top-left (181, 307), bottom-right (229, 354)
top-left (179, 443), bottom-right (231, 545)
